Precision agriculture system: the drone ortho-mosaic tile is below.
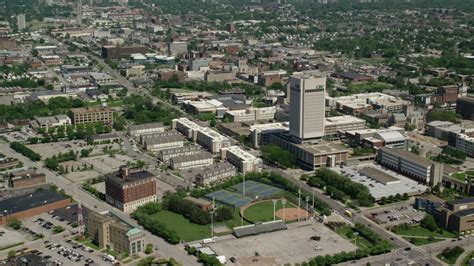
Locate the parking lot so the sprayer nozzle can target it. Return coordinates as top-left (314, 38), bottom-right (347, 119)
top-left (333, 163), bottom-right (427, 200)
top-left (365, 202), bottom-right (426, 228)
top-left (208, 220), bottom-right (356, 265)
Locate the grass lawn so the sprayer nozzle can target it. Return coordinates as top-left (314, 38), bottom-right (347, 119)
top-left (437, 247), bottom-right (465, 265)
top-left (393, 226), bottom-right (456, 238)
top-left (334, 226), bottom-right (372, 249)
top-left (451, 172), bottom-right (466, 181)
top-left (151, 210), bottom-right (211, 242)
top-left (461, 251), bottom-right (474, 266)
top-left (243, 200), bottom-right (288, 223)
top-left (402, 236), bottom-right (444, 246)
top-left (219, 208), bottom-right (249, 229)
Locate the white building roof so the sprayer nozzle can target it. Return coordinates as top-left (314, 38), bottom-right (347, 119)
top-left (225, 146), bottom-right (258, 162)
top-left (374, 131), bottom-right (406, 142)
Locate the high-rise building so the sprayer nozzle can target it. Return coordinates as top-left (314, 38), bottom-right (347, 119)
top-left (17, 14), bottom-right (26, 32)
top-left (77, 0), bottom-right (83, 25)
top-left (289, 73), bottom-right (326, 143)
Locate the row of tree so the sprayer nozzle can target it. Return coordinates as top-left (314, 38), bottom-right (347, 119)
top-left (163, 195), bottom-right (233, 225)
top-left (10, 142), bottom-right (41, 161)
top-left (308, 168), bottom-right (374, 207)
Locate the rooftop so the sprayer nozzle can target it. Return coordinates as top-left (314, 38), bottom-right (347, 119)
top-left (300, 143), bottom-right (349, 155)
top-left (70, 106), bottom-right (112, 114)
top-left (198, 127), bottom-right (229, 142)
top-left (170, 152), bottom-right (213, 164)
top-left (359, 167), bottom-right (400, 185)
top-left (379, 147), bottom-right (432, 167)
top-left (0, 190), bottom-right (69, 216)
top-left (129, 122), bottom-right (164, 132)
top-left (325, 115), bottom-right (366, 126)
top-left (105, 169), bottom-right (154, 185)
top-left (224, 146), bottom-right (258, 162)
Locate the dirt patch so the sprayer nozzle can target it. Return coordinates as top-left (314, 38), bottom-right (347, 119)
top-left (275, 207), bottom-right (309, 222)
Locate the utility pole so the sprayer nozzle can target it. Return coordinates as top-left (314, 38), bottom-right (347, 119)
top-left (298, 188), bottom-right (301, 221)
top-left (211, 197), bottom-right (215, 238)
top-left (272, 199), bottom-right (278, 221)
top-left (282, 198), bottom-right (287, 222)
top-left (305, 196), bottom-right (309, 220)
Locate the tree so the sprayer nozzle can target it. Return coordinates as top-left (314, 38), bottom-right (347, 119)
top-left (7, 250), bottom-right (16, 258)
top-left (421, 214), bottom-right (438, 232)
top-left (144, 243), bottom-right (153, 254)
top-left (7, 218), bottom-right (22, 230)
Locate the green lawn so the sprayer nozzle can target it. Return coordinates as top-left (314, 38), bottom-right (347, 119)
top-left (451, 172), bottom-right (466, 181)
top-left (437, 247), bottom-right (465, 265)
top-left (151, 210), bottom-right (211, 242)
top-left (461, 251), bottom-right (474, 266)
top-left (220, 208), bottom-right (249, 229)
top-left (334, 226), bottom-right (373, 249)
top-left (402, 236), bottom-right (444, 246)
top-left (243, 200), bottom-right (288, 223)
top-left (393, 226), bottom-right (456, 238)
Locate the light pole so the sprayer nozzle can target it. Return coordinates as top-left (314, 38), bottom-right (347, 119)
top-left (211, 197), bottom-right (215, 238)
top-left (298, 188), bottom-right (301, 222)
top-left (305, 196), bottom-right (309, 220)
top-left (282, 198), bottom-right (287, 222)
top-left (243, 174), bottom-right (246, 196)
top-left (272, 199), bottom-right (278, 221)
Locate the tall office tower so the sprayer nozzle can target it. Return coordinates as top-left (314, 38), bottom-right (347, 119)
top-left (289, 73), bottom-right (326, 143)
top-left (17, 14), bottom-right (26, 32)
top-left (77, 0), bottom-right (83, 26)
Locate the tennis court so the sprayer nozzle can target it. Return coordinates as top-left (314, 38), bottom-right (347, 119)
top-left (204, 190), bottom-right (254, 208)
top-left (232, 180), bottom-right (282, 199)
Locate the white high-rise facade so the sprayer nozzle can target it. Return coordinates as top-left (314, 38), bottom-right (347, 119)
top-left (289, 73), bottom-right (326, 142)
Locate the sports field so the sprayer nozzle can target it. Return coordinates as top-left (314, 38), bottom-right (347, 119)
top-left (243, 200), bottom-right (287, 223)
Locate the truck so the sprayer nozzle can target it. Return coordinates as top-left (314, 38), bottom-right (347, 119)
top-left (344, 210), bottom-right (353, 218)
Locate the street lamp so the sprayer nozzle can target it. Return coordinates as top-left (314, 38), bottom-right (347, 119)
top-left (282, 198), bottom-right (287, 222)
top-left (305, 196), bottom-right (310, 220)
top-left (298, 188), bottom-right (301, 222)
top-left (272, 199), bottom-right (278, 221)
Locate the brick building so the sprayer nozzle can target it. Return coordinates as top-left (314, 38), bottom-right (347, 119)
top-left (88, 211), bottom-right (146, 255)
top-left (105, 166), bottom-right (157, 213)
top-left (9, 170), bottom-right (46, 189)
top-left (0, 190), bottom-right (71, 225)
top-left (101, 46), bottom-right (149, 59)
top-left (69, 107), bottom-right (114, 125)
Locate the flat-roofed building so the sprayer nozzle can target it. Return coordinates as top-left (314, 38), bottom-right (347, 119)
top-left (105, 167), bottom-right (157, 213)
top-left (9, 170), bottom-right (46, 189)
top-left (373, 131), bottom-right (407, 150)
top-left (139, 131), bottom-right (181, 145)
top-left (358, 167), bottom-right (401, 185)
top-left (170, 152), bottom-right (213, 170)
top-left (172, 118), bottom-right (202, 141)
top-left (324, 115), bottom-right (366, 137)
top-left (184, 99), bottom-right (227, 117)
top-left (334, 93), bottom-right (406, 115)
top-left (69, 107), bottom-right (113, 125)
top-left (224, 107), bottom-right (277, 122)
top-left (144, 135), bottom-right (185, 152)
top-left (269, 133), bottom-right (349, 170)
top-left (194, 162), bottom-right (237, 186)
top-left (89, 72), bottom-right (116, 86)
top-left (158, 146), bottom-right (202, 162)
top-left (0, 190), bottom-right (71, 225)
top-left (30, 115), bottom-right (71, 131)
top-left (376, 147), bottom-right (442, 184)
top-left (457, 96), bottom-right (474, 120)
top-left (128, 122), bottom-right (165, 137)
top-left (221, 146), bottom-right (262, 174)
top-left (196, 127), bottom-right (231, 154)
top-left (88, 211), bottom-right (145, 255)
top-left (249, 122), bottom-right (290, 149)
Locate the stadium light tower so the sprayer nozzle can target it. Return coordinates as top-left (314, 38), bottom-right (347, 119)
top-left (211, 197), bottom-right (215, 238)
top-left (272, 199), bottom-right (278, 221)
top-left (297, 188), bottom-right (301, 222)
top-left (281, 198), bottom-right (287, 222)
top-left (305, 196), bottom-right (309, 220)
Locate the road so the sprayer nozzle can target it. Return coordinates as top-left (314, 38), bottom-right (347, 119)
top-left (266, 165), bottom-right (444, 266)
top-left (116, 132), bottom-right (190, 188)
top-left (0, 143), bottom-right (199, 265)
